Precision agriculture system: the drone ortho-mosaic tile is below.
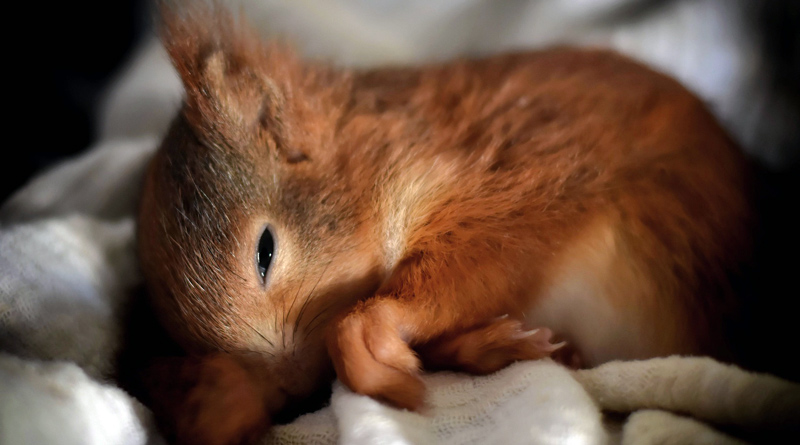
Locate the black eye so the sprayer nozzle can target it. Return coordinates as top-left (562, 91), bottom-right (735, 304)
top-left (256, 227), bottom-right (275, 283)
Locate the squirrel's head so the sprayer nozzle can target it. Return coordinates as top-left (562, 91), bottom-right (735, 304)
top-left (137, 5), bottom-right (386, 401)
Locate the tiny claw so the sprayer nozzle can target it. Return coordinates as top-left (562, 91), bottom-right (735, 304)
top-left (512, 328), bottom-right (541, 339)
top-left (514, 327), bottom-right (565, 352)
top-left (419, 321), bottom-right (567, 375)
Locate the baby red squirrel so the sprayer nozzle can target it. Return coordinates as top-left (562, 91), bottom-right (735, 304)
top-left (136, 6), bottom-right (752, 445)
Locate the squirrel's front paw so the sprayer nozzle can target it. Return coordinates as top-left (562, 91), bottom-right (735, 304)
top-left (145, 354), bottom-right (276, 445)
top-left (327, 300), bottom-right (426, 410)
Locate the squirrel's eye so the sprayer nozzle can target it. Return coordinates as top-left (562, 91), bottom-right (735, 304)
top-left (256, 226), bottom-right (275, 283)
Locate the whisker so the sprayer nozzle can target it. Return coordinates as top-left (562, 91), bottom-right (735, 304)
top-left (293, 290), bottom-right (314, 341)
top-left (239, 318), bottom-right (276, 357)
top-left (284, 264), bottom-right (310, 343)
top-left (273, 293), bottom-right (279, 347)
top-left (295, 258), bottom-right (334, 340)
top-left (302, 298), bottom-right (341, 343)
top-left (220, 297), bottom-right (276, 353)
top-left (191, 275), bottom-right (276, 356)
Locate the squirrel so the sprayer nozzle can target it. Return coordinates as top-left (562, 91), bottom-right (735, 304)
top-left (135, 6), bottom-right (752, 444)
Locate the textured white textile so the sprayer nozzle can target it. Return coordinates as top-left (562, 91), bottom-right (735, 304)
top-left (573, 357), bottom-right (800, 431)
top-left (0, 354), bottom-right (163, 445)
top-left (0, 216), bottom-right (138, 379)
top-left (1, 1), bottom-right (798, 444)
top-left (263, 357), bottom-right (800, 445)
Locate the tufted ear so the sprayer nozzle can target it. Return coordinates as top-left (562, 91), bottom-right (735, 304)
top-left (158, 2), bottom-right (308, 162)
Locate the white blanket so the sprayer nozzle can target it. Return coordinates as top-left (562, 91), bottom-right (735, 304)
top-left (1, 1), bottom-right (798, 444)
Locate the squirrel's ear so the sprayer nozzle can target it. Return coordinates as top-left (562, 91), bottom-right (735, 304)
top-left (158, 2), bottom-right (292, 154)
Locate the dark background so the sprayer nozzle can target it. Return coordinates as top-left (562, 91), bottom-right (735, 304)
top-left (2, 0), bottom-right (148, 203)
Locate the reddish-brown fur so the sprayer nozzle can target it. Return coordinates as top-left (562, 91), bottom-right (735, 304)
top-left (136, 6), bottom-right (752, 444)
